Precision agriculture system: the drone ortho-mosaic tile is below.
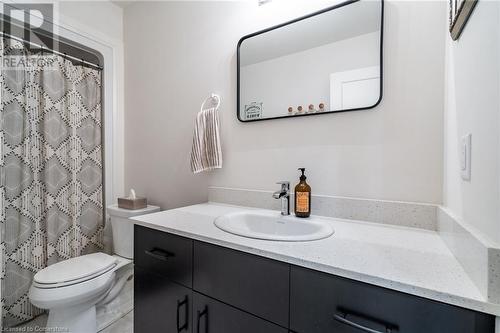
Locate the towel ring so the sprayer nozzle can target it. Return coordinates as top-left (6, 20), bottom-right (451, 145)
top-left (200, 93), bottom-right (221, 112)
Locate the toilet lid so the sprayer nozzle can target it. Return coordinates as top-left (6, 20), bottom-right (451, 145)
top-left (34, 253), bottom-right (117, 287)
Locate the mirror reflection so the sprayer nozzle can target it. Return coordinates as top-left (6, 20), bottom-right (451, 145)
top-left (238, 0), bottom-right (383, 121)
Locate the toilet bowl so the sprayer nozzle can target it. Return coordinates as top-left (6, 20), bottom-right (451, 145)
top-left (29, 204), bottom-right (160, 333)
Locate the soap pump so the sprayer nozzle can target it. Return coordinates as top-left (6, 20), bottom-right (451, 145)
top-left (294, 168), bottom-right (311, 218)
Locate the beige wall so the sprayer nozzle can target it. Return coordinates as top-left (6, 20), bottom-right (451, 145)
top-left (124, 0), bottom-right (445, 207)
top-left (123, 1), bottom-right (213, 209)
top-left (443, 0), bottom-right (500, 245)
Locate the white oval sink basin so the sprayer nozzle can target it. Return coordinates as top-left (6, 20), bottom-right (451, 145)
top-left (214, 211), bottom-right (334, 241)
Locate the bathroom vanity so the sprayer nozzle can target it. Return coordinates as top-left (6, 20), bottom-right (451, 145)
top-left (133, 204), bottom-right (498, 333)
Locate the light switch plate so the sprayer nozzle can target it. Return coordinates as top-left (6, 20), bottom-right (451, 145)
top-left (461, 133), bottom-right (472, 181)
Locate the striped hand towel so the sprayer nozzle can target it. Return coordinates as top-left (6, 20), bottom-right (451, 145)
top-left (190, 106), bottom-right (222, 173)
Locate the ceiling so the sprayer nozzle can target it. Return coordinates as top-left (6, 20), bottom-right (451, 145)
top-left (240, 0), bottom-right (381, 66)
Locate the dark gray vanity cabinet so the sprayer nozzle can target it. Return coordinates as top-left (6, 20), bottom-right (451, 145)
top-left (134, 225), bottom-right (193, 288)
top-left (193, 241), bottom-right (289, 327)
top-left (133, 225), bottom-right (193, 333)
top-left (134, 225), bottom-right (286, 333)
top-left (134, 267), bottom-right (192, 333)
top-left (193, 292), bottom-right (287, 333)
top-left (134, 225), bottom-right (496, 333)
top-left (289, 266), bottom-right (494, 333)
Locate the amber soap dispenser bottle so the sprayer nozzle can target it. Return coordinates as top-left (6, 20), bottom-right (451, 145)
top-left (295, 168), bottom-right (311, 218)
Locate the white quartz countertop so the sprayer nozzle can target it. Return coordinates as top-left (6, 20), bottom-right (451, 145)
top-left (132, 203), bottom-right (500, 316)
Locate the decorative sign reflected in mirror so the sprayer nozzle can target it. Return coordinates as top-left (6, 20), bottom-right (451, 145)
top-left (237, 0), bottom-right (384, 122)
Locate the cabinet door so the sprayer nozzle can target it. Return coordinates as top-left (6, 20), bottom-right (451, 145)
top-left (135, 267), bottom-right (192, 333)
top-left (194, 241), bottom-right (289, 327)
top-left (135, 225), bottom-right (193, 287)
top-left (290, 266), bottom-right (495, 333)
top-left (192, 292), bottom-right (287, 333)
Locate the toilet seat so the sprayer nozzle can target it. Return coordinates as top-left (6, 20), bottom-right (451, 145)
top-left (29, 268), bottom-right (116, 310)
top-left (33, 253), bottom-right (118, 289)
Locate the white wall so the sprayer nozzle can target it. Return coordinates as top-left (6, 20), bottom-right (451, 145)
top-left (123, 0), bottom-right (445, 208)
top-left (58, 1), bottom-right (123, 43)
top-left (123, 1), bottom-right (212, 209)
top-left (241, 32), bottom-right (379, 118)
top-left (443, 0), bottom-right (500, 245)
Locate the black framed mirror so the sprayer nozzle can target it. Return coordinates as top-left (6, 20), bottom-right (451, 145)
top-left (237, 0), bottom-right (384, 122)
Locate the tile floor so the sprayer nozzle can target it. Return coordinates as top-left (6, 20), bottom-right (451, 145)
top-left (96, 275), bottom-right (134, 330)
top-left (100, 310), bottom-right (133, 333)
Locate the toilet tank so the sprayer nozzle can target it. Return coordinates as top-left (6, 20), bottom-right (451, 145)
top-left (107, 204), bottom-right (161, 259)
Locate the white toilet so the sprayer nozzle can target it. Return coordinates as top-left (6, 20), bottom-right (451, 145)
top-left (29, 204), bottom-right (160, 333)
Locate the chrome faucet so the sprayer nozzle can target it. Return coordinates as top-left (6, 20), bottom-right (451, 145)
top-left (273, 181), bottom-right (290, 216)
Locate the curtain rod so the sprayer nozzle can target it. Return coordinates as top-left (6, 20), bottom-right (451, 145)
top-left (0, 31), bottom-right (103, 70)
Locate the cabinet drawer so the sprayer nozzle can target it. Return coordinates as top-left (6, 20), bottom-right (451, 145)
top-left (193, 241), bottom-right (289, 327)
top-left (134, 225), bottom-right (193, 287)
top-left (134, 267), bottom-right (192, 333)
top-left (193, 292), bottom-right (287, 333)
top-left (290, 266), bottom-right (495, 333)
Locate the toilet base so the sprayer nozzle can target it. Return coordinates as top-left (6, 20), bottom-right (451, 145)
top-left (47, 303), bottom-right (97, 333)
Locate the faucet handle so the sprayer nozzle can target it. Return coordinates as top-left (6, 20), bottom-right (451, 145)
top-left (276, 181), bottom-right (290, 191)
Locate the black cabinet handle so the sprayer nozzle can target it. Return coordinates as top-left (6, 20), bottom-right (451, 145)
top-left (176, 296), bottom-right (188, 332)
top-left (144, 248), bottom-right (175, 261)
top-left (334, 311), bottom-right (396, 333)
top-left (196, 306), bottom-right (208, 333)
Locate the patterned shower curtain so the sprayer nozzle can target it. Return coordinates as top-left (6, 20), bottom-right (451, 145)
top-left (0, 37), bottom-right (105, 327)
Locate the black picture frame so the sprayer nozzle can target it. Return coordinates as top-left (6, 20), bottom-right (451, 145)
top-left (449, 0), bottom-right (478, 41)
top-left (236, 0), bottom-right (384, 123)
